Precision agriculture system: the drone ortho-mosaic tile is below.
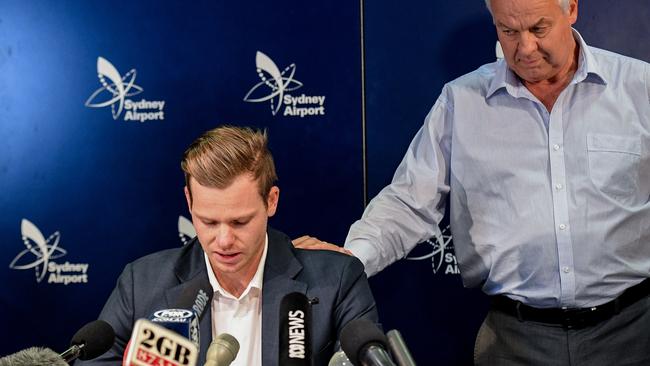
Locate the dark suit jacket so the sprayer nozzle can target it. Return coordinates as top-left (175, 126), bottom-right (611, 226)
top-left (76, 228), bottom-right (377, 366)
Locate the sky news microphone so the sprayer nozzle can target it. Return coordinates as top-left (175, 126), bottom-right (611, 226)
top-left (60, 319), bottom-right (115, 363)
top-left (124, 319), bottom-right (198, 366)
top-left (149, 309), bottom-right (200, 349)
top-left (340, 319), bottom-right (395, 366)
top-left (204, 333), bottom-right (240, 366)
top-left (0, 347), bottom-right (68, 366)
top-left (279, 292), bottom-right (313, 366)
top-left (386, 330), bottom-right (416, 366)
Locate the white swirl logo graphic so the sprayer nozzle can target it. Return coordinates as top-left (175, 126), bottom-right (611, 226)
top-left (9, 219), bottom-right (67, 282)
top-left (243, 51), bottom-right (304, 115)
top-left (85, 57), bottom-right (143, 119)
top-left (406, 225), bottom-right (459, 275)
top-left (178, 215), bottom-right (197, 246)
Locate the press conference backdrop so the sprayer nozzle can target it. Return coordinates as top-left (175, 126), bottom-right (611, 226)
top-left (0, 1), bottom-right (647, 364)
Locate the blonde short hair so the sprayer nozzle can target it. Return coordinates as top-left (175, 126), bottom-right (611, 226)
top-left (181, 125), bottom-right (278, 203)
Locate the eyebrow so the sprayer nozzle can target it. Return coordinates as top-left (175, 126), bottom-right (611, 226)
top-left (497, 17), bottom-right (551, 29)
top-left (194, 212), bottom-right (256, 223)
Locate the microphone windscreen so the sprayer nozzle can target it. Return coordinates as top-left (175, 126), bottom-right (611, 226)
top-left (278, 292), bottom-right (312, 366)
top-left (70, 319), bottom-right (116, 360)
top-left (340, 318), bottom-right (388, 366)
top-left (0, 347), bottom-right (68, 366)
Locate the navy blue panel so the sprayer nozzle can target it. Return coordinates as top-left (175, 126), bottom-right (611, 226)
top-left (0, 0), bottom-right (362, 355)
top-left (363, 0), bottom-right (649, 365)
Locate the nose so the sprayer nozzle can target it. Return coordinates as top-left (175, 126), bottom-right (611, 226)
top-left (517, 31), bottom-right (538, 57)
top-left (214, 225), bottom-right (235, 249)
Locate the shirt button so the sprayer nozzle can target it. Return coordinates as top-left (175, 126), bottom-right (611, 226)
top-left (562, 267), bottom-right (571, 273)
top-left (559, 224), bottom-right (567, 230)
top-left (555, 183), bottom-right (563, 190)
top-left (553, 144), bottom-right (561, 151)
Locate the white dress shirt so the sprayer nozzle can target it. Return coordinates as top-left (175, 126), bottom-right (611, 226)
top-left (203, 235), bottom-right (268, 366)
top-left (346, 30), bottom-right (650, 308)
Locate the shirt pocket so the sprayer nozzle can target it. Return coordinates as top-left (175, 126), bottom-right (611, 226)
top-left (587, 133), bottom-right (641, 201)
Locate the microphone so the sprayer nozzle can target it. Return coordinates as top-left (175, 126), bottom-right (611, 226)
top-left (60, 319), bottom-right (116, 362)
top-left (386, 330), bottom-right (416, 366)
top-left (328, 350), bottom-right (352, 366)
top-left (278, 292), bottom-right (313, 366)
top-left (204, 333), bottom-right (240, 366)
top-left (149, 309), bottom-right (200, 348)
top-left (340, 319), bottom-right (395, 366)
top-left (0, 347), bottom-right (68, 366)
top-left (124, 319), bottom-right (198, 366)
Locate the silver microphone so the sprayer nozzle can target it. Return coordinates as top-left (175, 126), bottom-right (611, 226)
top-left (204, 333), bottom-right (240, 366)
top-left (328, 350), bottom-right (353, 366)
top-left (386, 330), bottom-right (416, 366)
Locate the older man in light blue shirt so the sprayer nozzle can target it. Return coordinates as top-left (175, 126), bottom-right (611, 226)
top-left (295, 0), bottom-right (650, 364)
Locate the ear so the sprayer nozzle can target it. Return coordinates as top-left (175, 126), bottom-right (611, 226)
top-left (266, 186), bottom-right (280, 217)
top-left (567, 0), bottom-right (578, 25)
top-left (184, 185), bottom-right (192, 213)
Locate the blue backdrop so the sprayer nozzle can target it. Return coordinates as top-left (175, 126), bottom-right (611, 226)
top-left (1, 1), bottom-right (648, 364)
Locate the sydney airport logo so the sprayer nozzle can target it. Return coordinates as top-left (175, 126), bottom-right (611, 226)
top-left (243, 51), bottom-right (326, 118)
top-left (407, 225), bottom-right (460, 275)
top-left (178, 216), bottom-right (196, 246)
top-left (9, 219), bottom-right (89, 284)
top-left (85, 56), bottom-right (165, 123)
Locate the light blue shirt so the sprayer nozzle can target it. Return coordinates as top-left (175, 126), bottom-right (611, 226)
top-left (346, 31), bottom-right (650, 308)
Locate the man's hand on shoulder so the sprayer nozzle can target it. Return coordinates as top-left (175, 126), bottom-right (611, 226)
top-left (292, 235), bottom-right (354, 256)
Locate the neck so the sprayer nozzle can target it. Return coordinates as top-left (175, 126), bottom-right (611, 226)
top-left (523, 41), bottom-right (580, 112)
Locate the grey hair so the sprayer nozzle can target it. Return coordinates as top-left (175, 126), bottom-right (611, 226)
top-left (484, 0), bottom-right (570, 14)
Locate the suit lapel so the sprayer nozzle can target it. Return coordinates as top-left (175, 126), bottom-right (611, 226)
top-left (262, 228), bottom-right (307, 366)
top-left (164, 239), bottom-right (214, 366)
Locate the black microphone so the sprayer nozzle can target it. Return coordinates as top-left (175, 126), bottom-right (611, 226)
top-left (386, 330), bottom-right (416, 366)
top-left (340, 319), bottom-right (395, 366)
top-left (279, 292), bottom-right (313, 366)
top-left (0, 347), bottom-right (68, 366)
top-left (171, 277), bottom-right (213, 322)
top-left (60, 319), bottom-right (115, 362)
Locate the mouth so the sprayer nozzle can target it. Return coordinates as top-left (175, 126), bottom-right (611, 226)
top-left (214, 252), bottom-right (242, 264)
top-left (519, 58), bottom-right (542, 67)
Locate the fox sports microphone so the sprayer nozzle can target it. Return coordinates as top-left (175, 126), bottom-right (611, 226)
top-left (124, 319), bottom-right (198, 366)
top-left (279, 292), bottom-right (313, 366)
top-left (204, 333), bottom-right (240, 366)
top-left (0, 347), bottom-right (68, 366)
top-left (60, 319), bottom-right (116, 363)
top-left (149, 309), bottom-right (200, 349)
top-left (386, 330), bottom-right (416, 366)
top-left (340, 319), bottom-right (395, 366)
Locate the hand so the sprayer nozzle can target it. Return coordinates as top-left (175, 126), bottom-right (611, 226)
top-left (292, 235), bottom-right (354, 256)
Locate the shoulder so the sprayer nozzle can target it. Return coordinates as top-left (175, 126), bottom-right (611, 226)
top-left (267, 227), bottom-right (364, 278)
top-left (589, 46), bottom-right (650, 80)
top-left (128, 246), bottom-right (186, 270)
top-left (122, 241), bottom-right (201, 282)
top-left (438, 60), bottom-right (501, 105)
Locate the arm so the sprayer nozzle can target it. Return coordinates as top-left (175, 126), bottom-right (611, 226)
top-left (345, 92), bottom-right (453, 277)
top-left (333, 256), bottom-right (378, 338)
top-left (75, 264), bottom-right (135, 365)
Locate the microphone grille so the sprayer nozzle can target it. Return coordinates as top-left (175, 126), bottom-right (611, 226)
top-left (340, 318), bottom-right (387, 366)
top-left (70, 320), bottom-right (116, 360)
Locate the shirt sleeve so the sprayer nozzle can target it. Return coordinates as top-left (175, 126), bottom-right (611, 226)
top-left (344, 87), bottom-right (453, 276)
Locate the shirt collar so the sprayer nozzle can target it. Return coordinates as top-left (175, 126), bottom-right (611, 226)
top-left (203, 233), bottom-right (268, 300)
top-left (486, 28), bottom-right (607, 99)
